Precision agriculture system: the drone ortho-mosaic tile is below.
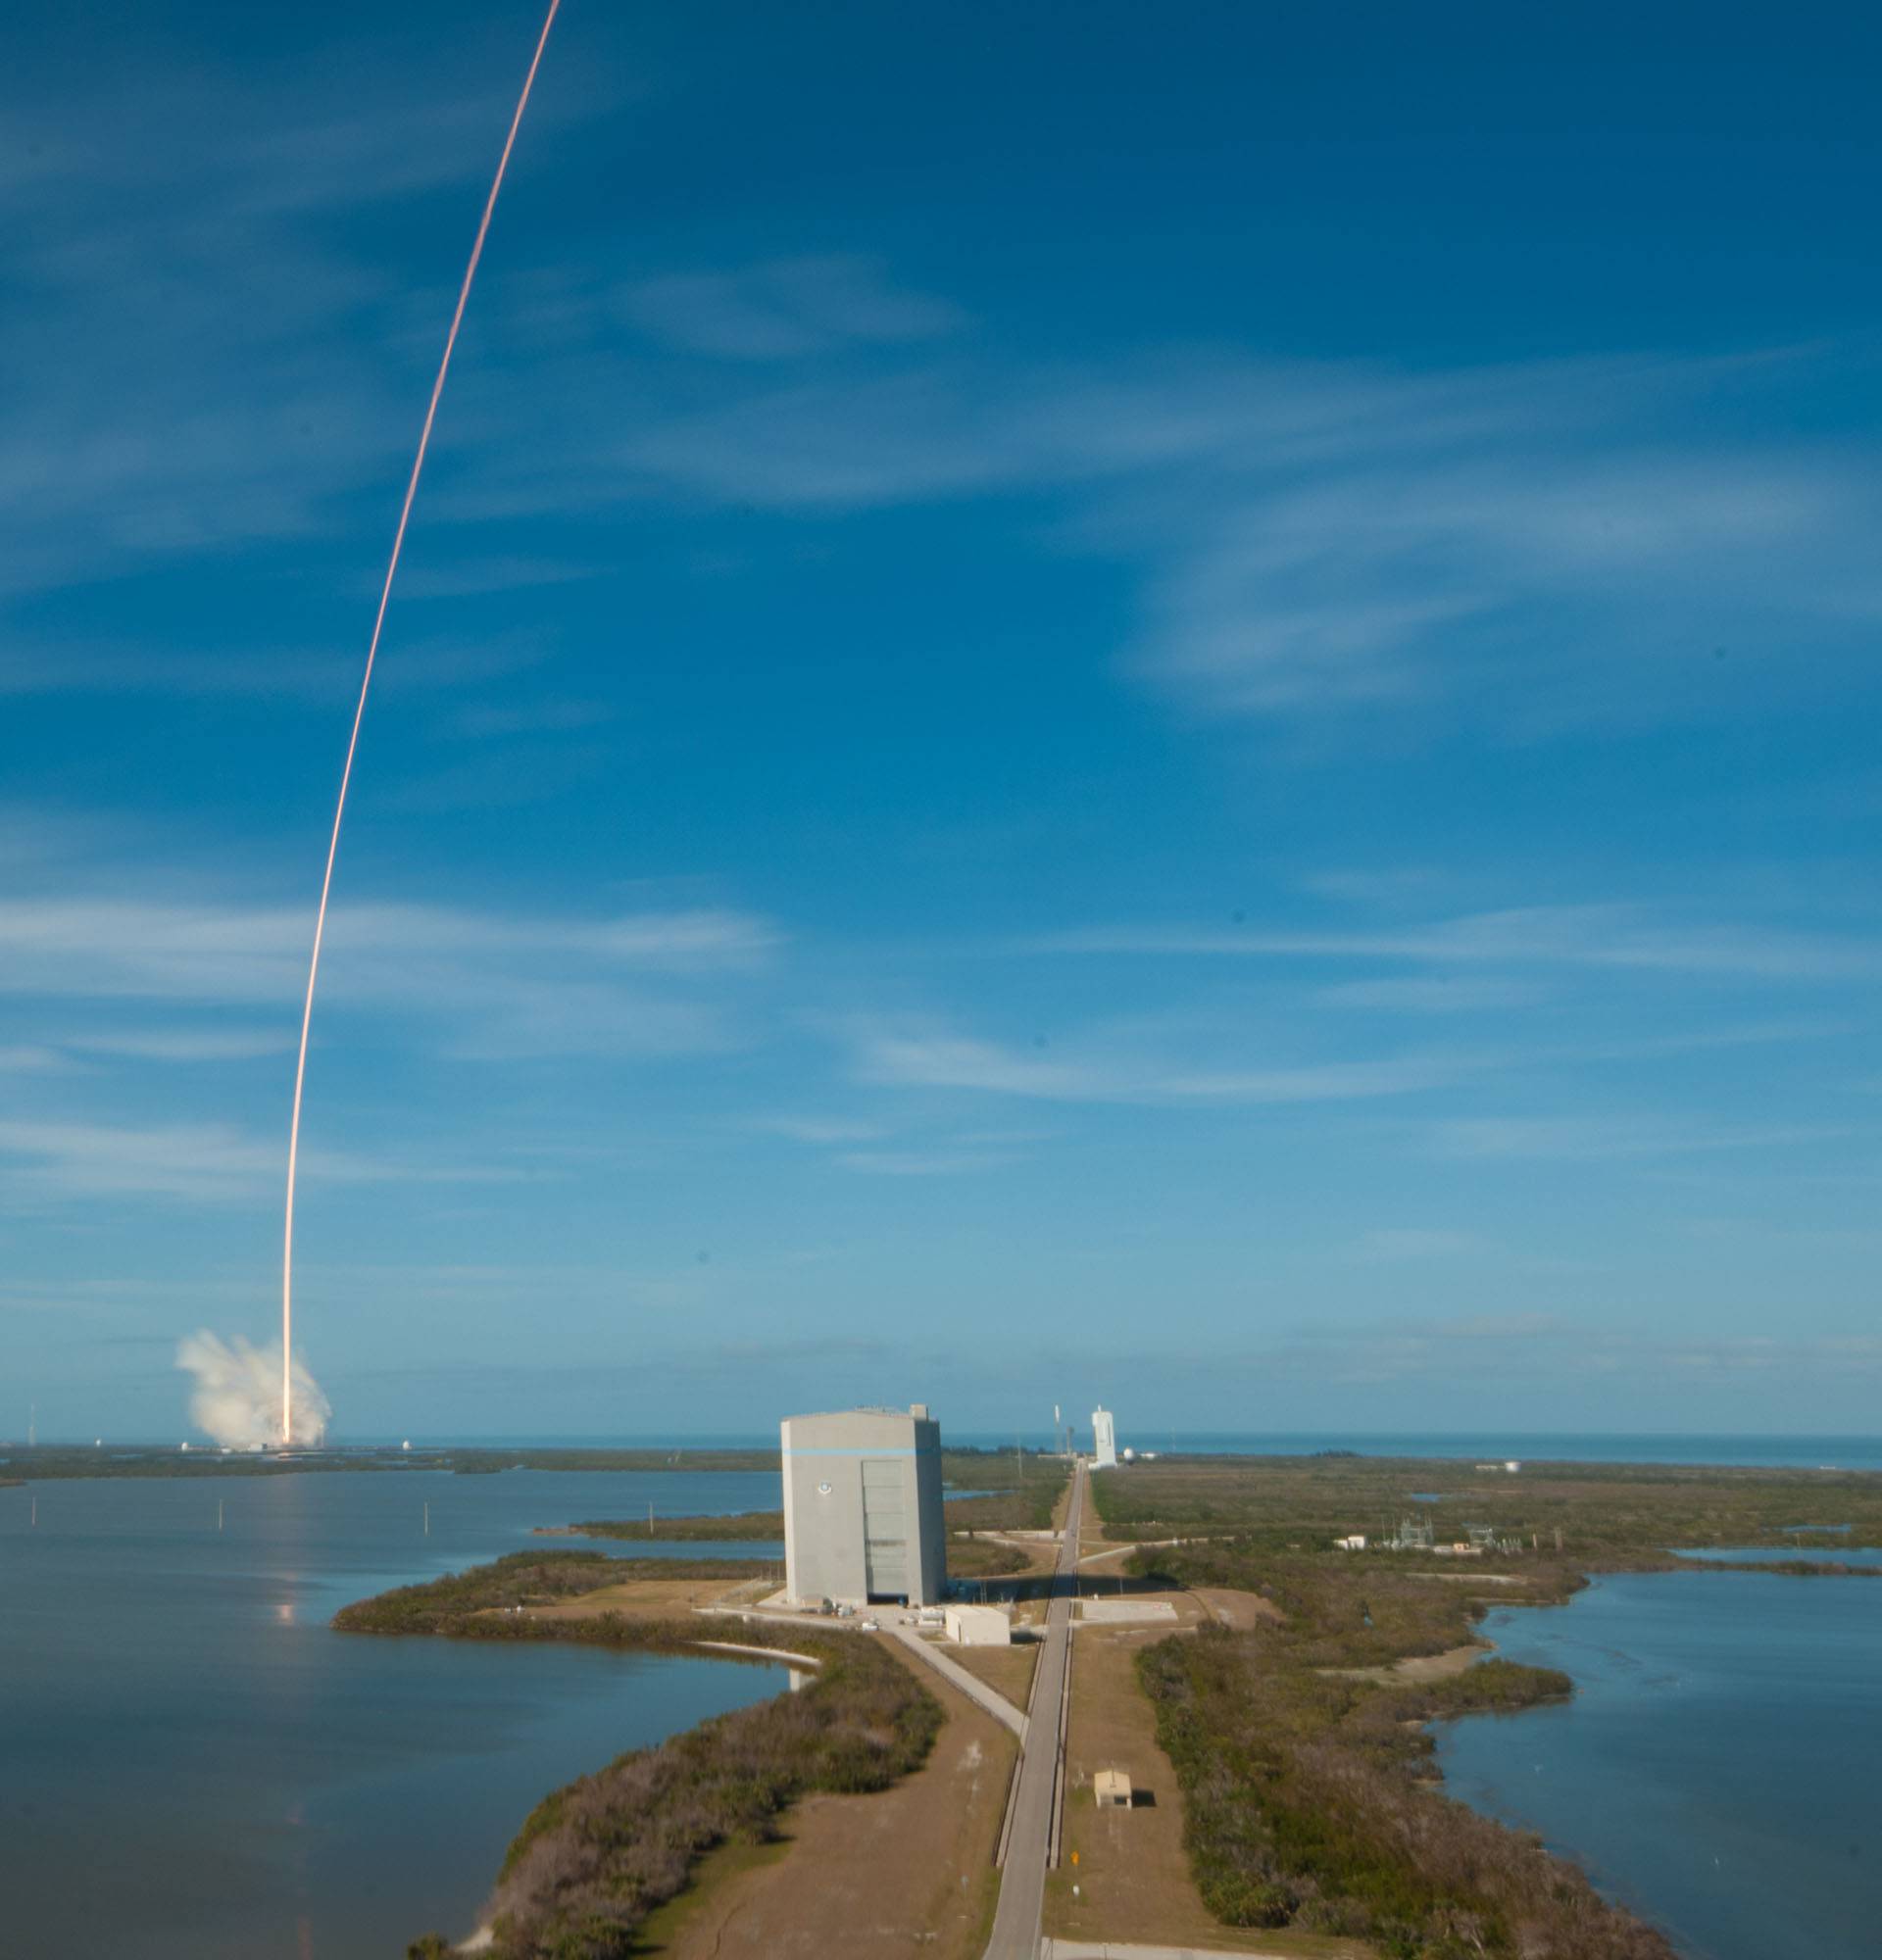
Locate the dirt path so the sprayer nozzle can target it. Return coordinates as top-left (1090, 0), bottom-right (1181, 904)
top-left (643, 1642), bottom-right (1015, 1960)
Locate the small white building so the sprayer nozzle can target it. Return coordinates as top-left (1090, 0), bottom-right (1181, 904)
top-left (1334, 1534), bottom-right (1366, 1551)
top-left (943, 1603), bottom-right (1013, 1645)
top-left (1094, 1769), bottom-right (1133, 1809)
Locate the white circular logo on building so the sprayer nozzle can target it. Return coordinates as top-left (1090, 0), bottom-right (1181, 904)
top-left (817, 1480), bottom-right (832, 1495)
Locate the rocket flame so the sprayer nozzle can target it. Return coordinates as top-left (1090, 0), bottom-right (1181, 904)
top-left (276, 0), bottom-right (563, 1444)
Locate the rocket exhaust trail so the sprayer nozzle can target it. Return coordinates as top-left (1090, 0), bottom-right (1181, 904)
top-left (279, 0), bottom-right (562, 1445)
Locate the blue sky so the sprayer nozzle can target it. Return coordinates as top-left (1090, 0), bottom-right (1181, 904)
top-left (4, 1), bottom-right (1880, 1441)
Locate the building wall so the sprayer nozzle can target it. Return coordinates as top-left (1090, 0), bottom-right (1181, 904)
top-left (781, 1406), bottom-right (946, 1606)
top-left (943, 1604), bottom-right (1012, 1645)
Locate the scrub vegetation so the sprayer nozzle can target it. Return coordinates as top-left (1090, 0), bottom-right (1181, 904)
top-left (337, 1551), bottom-right (943, 1960)
top-left (1095, 1453), bottom-right (1882, 1958)
top-left (332, 1550), bottom-right (769, 1635)
top-left (566, 1446), bottom-right (1070, 1544)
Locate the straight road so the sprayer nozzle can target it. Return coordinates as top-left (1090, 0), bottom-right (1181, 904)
top-left (983, 1458), bottom-right (1086, 1960)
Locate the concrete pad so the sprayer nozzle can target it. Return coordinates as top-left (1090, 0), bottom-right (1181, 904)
top-left (1077, 1598), bottom-right (1179, 1625)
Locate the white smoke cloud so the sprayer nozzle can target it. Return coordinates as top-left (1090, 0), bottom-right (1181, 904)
top-left (177, 1330), bottom-right (331, 1448)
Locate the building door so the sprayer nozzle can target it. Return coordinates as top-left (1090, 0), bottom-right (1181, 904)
top-left (861, 1458), bottom-right (909, 1597)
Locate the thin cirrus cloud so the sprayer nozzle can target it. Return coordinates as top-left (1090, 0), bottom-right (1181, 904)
top-left (0, 1116), bottom-right (517, 1205)
top-left (0, 893), bottom-right (780, 1060)
top-left (619, 256), bottom-right (966, 362)
top-left (849, 1024), bottom-right (1472, 1107)
top-left (610, 339), bottom-right (1882, 728)
top-left (1030, 905), bottom-right (1882, 983)
top-left (9, 96), bottom-right (1881, 740)
top-left (833, 1148), bottom-right (1015, 1177)
top-left (1424, 1115), bottom-right (1849, 1162)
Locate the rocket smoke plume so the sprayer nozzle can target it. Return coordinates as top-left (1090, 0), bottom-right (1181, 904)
top-left (179, 1332), bottom-right (332, 1450)
top-left (273, 0), bottom-right (563, 1445)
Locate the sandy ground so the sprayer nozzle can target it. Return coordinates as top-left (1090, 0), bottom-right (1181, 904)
top-left (642, 1641), bottom-right (1015, 1960)
top-left (1192, 1587), bottom-right (1286, 1630)
top-left (1323, 1642), bottom-right (1490, 1687)
top-left (1047, 1627), bottom-right (1370, 1959)
top-left (519, 1573), bottom-right (769, 1621)
top-left (1404, 1571), bottom-right (1527, 1585)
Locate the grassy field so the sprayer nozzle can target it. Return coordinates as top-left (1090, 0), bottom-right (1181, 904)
top-left (1050, 1624), bottom-right (1368, 1958)
top-left (1084, 1452), bottom-right (1882, 1960)
top-left (337, 1553), bottom-right (942, 1960)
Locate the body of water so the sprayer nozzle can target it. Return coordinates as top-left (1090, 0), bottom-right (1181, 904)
top-left (327, 1430), bottom-right (1882, 1470)
top-left (1675, 1544), bottom-right (1882, 1566)
top-left (1436, 1568), bottom-right (1882, 1960)
top-left (0, 1468), bottom-right (785, 1960)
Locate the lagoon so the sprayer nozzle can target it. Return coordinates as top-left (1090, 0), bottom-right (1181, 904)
top-left (0, 1468), bottom-right (785, 1959)
top-left (1436, 1568), bottom-right (1882, 1960)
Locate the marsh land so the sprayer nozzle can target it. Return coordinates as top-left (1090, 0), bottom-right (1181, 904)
top-left (340, 1448), bottom-right (1882, 1960)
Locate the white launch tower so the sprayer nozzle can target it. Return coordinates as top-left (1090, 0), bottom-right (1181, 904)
top-left (1092, 1406), bottom-right (1117, 1470)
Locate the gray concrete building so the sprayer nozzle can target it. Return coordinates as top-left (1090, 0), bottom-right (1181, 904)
top-left (780, 1404), bottom-right (947, 1607)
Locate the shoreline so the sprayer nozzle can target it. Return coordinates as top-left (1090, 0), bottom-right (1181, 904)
top-left (1428, 1558), bottom-right (1882, 1960)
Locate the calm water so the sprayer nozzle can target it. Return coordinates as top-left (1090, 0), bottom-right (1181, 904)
top-left (0, 1469), bottom-right (785, 1960)
top-left (1675, 1544), bottom-right (1882, 1566)
top-left (1436, 1570), bottom-right (1882, 1960)
top-left (270, 1431), bottom-right (1882, 1469)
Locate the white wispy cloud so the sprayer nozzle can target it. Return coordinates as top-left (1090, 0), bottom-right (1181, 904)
top-left (0, 893), bottom-right (781, 1060)
top-left (0, 1044), bottom-right (67, 1072)
top-left (65, 1029), bottom-right (291, 1062)
top-left (749, 1115), bottom-right (887, 1145)
top-left (833, 1148), bottom-right (1014, 1176)
top-left (620, 256), bottom-right (965, 362)
top-left (849, 1023), bottom-right (1473, 1106)
top-left (1033, 904), bottom-right (1882, 982)
top-left (0, 1117), bottom-right (515, 1204)
top-left (1425, 1115), bottom-right (1848, 1162)
top-left (1320, 976), bottom-right (1551, 1012)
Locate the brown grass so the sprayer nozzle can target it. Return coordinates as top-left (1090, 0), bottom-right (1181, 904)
top-left (520, 1573), bottom-right (768, 1621)
top-left (641, 1642), bottom-right (1015, 1960)
top-left (945, 1641), bottom-right (1040, 1713)
top-left (1048, 1627), bottom-right (1373, 1958)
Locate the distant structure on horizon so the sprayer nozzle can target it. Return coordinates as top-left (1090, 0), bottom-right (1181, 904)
top-left (1092, 1406), bottom-right (1117, 1470)
top-left (781, 1404), bottom-right (946, 1608)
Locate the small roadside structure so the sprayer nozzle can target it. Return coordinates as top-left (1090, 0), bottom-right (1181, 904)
top-left (943, 1602), bottom-right (1012, 1645)
top-left (1334, 1534), bottom-right (1366, 1551)
top-left (1094, 1769), bottom-right (1133, 1809)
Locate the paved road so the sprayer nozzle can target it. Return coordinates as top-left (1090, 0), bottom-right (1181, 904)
top-left (983, 1458), bottom-right (1085, 1960)
top-left (1041, 1944), bottom-right (1291, 1959)
top-left (887, 1622), bottom-right (1029, 1740)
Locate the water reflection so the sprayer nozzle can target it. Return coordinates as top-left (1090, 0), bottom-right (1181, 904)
top-left (0, 1467), bottom-right (785, 1959)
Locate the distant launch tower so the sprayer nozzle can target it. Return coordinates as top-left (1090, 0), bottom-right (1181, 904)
top-left (1092, 1406), bottom-right (1117, 1470)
